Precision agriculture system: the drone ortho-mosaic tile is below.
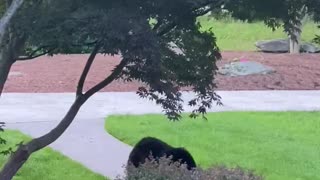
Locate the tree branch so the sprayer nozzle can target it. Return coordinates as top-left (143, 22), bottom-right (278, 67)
top-left (195, 8), bottom-right (213, 16)
top-left (23, 58), bottom-right (128, 152)
top-left (192, 0), bottom-right (225, 16)
top-left (16, 48), bottom-right (55, 61)
top-left (157, 22), bottom-right (177, 36)
top-left (29, 57), bottom-right (128, 151)
top-left (84, 58), bottom-right (128, 98)
top-left (17, 46), bottom-right (46, 58)
top-left (76, 44), bottom-right (100, 97)
top-left (0, 84), bottom-right (4, 96)
top-left (192, 0), bottom-right (214, 11)
top-left (71, 41), bottom-right (98, 47)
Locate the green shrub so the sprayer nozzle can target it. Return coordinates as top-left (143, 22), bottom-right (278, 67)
top-left (116, 156), bottom-right (263, 180)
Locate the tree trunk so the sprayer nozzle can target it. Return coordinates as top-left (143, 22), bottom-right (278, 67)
top-left (0, 35), bottom-right (26, 97)
top-left (0, 48), bottom-right (14, 96)
top-left (0, 145), bottom-right (30, 180)
top-left (289, 30), bottom-right (301, 54)
top-left (0, 96), bottom-right (86, 180)
top-left (0, 0), bottom-right (25, 97)
top-left (288, 17), bottom-right (302, 54)
top-left (288, 5), bottom-right (307, 54)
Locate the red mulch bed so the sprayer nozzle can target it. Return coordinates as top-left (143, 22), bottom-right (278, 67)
top-left (4, 52), bottom-right (320, 93)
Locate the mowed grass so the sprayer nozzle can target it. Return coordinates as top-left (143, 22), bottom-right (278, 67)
top-left (105, 112), bottom-right (320, 180)
top-left (198, 16), bottom-right (320, 51)
top-left (0, 130), bottom-right (106, 180)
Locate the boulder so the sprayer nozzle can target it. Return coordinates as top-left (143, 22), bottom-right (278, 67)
top-left (255, 39), bottom-right (320, 53)
top-left (255, 39), bottom-right (289, 53)
top-left (301, 43), bottom-right (320, 53)
top-left (218, 61), bottom-right (276, 77)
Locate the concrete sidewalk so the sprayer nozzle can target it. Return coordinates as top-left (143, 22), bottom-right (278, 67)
top-left (1, 91), bottom-right (320, 179)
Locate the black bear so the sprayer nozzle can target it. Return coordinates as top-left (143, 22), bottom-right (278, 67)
top-left (127, 137), bottom-right (196, 170)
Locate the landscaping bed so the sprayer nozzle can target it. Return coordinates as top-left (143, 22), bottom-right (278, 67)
top-left (4, 52), bottom-right (320, 93)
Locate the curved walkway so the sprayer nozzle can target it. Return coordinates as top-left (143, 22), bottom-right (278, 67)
top-left (1, 91), bottom-right (320, 179)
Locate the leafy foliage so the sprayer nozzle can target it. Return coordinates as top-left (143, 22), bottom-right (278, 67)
top-left (222, 0), bottom-right (320, 42)
top-left (116, 156), bottom-right (263, 180)
top-left (223, 0), bottom-right (320, 22)
top-left (0, 122), bottom-right (5, 145)
top-left (0, 122), bottom-right (13, 156)
top-left (13, 0), bottom-right (222, 120)
top-left (314, 35), bottom-right (320, 44)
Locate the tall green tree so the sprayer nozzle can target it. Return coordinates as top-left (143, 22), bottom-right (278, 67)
top-left (223, 0), bottom-right (320, 53)
top-left (0, 0), bottom-right (222, 179)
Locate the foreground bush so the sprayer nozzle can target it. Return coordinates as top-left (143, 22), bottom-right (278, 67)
top-left (116, 156), bottom-right (263, 180)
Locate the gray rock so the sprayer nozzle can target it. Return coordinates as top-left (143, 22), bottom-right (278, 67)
top-left (255, 39), bottom-right (320, 53)
top-left (218, 61), bottom-right (276, 77)
top-left (255, 39), bottom-right (289, 53)
top-left (301, 43), bottom-right (320, 53)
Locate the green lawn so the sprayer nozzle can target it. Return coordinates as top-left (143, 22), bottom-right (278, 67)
top-left (0, 130), bottom-right (106, 180)
top-left (198, 16), bottom-right (320, 51)
top-left (105, 112), bottom-right (320, 180)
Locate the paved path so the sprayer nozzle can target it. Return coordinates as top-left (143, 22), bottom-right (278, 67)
top-left (1, 91), bottom-right (320, 179)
